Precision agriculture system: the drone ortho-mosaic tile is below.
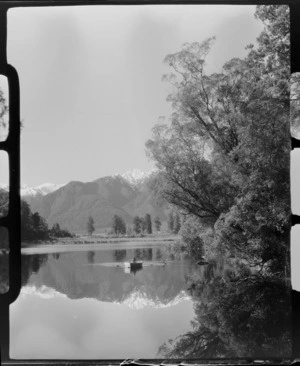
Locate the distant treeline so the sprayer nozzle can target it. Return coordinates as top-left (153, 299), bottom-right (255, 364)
top-left (85, 212), bottom-right (182, 237)
top-left (0, 190), bottom-right (73, 247)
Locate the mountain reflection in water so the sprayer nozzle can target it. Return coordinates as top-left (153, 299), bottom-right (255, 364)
top-left (10, 243), bottom-right (197, 359)
top-left (9, 243), bottom-right (292, 359)
top-left (19, 246), bottom-right (193, 306)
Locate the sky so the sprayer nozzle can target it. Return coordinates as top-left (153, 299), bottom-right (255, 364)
top-left (0, 4), bottom-right (265, 187)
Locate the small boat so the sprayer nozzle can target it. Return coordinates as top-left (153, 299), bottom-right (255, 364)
top-left (130, 261), bottom-right (143, 270)
top-left (124, 261), bottom-right (143, 270)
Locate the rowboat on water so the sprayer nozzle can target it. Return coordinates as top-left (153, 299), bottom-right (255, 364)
top-left (124, 261), bottom-right (143, 270)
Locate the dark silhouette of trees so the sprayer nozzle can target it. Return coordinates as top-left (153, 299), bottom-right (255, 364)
top-left (112, 214), bottom-right (126, 235)
top-left (140, 217), bottom-right (146, 234)
top-left (173, 212), bottom-right (181, 234)
top-left (31, 212), bottom-right (49, 240)
top-left (133, 216), bottom-right (142, 234)
top-left (167, 211), bottom-right (174, 233)
top-left (50, 223), bottom-right (73, 238)
top-left (133, 214), bottom-right (153, 235)
top-left (134, 248), bottom-right (142, 260)
top-left (158, 259), bottom-right (291, 358)
top-left (154, 216), bottom-right (162, 232)
top-left (19, 200), bottom-right (49, 241)
top-left (145, 213), bottom-right (152, 234)
top-left (87, 216), bottom-right (95, 236)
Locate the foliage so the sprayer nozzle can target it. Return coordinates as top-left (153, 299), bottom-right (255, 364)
top-left (133, 214), bottom-right (152, 235)
top-left (158, 259), bottom-right (292, 358)
top-left (112, 214), bottom-right (126, 235)
top-left (154, 216), bottom-right (162, 231)
top-left (50, 223), bottom-right (74, 238)
top-left (173, 212), bottom-right (181, 234)
top-left (133, 215), bottom-right (142, 234)
top-left (1, 189), bottom-right (75, 243)
top-left (144, 213), bottom-right (153, 234)
top-left (140, 217), bottom-right (146, 233)
top-left (155, 6), bottom-right (292, 359)
top-left (87, 216), bottom-right (95, 236)
top-left (167, 211), bottom-right (174, 232)
top-left (180, 216), bottom-right (205, 260)
top-left (291, 72), bottom-right (300, 137)
top-left (146, 5), bottom-right (290, 276)
top-left (20, 200), bottom-right (49, 241)
top-left (0, 189), bottom-right (8, 217)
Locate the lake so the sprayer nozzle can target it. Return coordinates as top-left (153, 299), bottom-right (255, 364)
top-left (7, 240), bottom-right (292, 359)
top-left (9, 241), bottom-right (199, 359)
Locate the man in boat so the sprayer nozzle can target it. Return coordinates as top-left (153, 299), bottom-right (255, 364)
top-left (132, 256), bottom-right (137, 263)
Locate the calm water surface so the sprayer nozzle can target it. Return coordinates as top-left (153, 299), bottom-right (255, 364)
top-left (10, 242), bottom-right (199, 359)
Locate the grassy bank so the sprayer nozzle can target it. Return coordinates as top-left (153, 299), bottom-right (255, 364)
top-left (21, 234), bottom-right (178, 248)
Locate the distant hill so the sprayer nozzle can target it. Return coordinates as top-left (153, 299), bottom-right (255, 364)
top-left (23, 171), bottom-right (169, 234)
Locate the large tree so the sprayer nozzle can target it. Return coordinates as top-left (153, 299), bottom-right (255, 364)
top-left (146, 5), bottom-right (290, 274)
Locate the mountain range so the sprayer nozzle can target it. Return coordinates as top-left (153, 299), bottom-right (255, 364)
top-left (20, 169), bottom-right (168, 233)
top-left (0, 182), bottom-right (65, 197)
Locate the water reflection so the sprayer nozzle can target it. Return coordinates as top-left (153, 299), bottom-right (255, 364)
top-left (19, 246), bottom-right (195, 307)
top-left (7, 244), bottom-right (292, 359)
top-left (52, 253), bottom-right (60, 260)
top-left (10, 244), bottom-right (196, 359)
top-left (158, 258), bottom-right (292, 358)
top-left (87, 251), bottom-right (95, 264)
top-left (114, 249), bottom-right (126, 262)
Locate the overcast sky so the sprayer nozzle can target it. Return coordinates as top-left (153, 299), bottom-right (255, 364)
top-left (0, 5), bottom-right (264, 187)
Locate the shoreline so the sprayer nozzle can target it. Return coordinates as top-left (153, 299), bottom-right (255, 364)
top-left (21, 236), bottom-right (179, 255)
top-left (21, 235), bottom-right (178, 246)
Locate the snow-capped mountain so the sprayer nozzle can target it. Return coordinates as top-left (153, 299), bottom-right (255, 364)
top-left (120, 168), bottom-right (156, 187)
top-left (21, 285), bottom-right (190, 310)
top-left (1, 169), bottom-right (156, 197)
top-left (0, 183), bottom-right (8, 191)
top-left (0, 182), bottom-right (65, 196)
top-left (21, 183), bottom-right (65, 196)
top-left (122, 290), bottom-right (191, 310)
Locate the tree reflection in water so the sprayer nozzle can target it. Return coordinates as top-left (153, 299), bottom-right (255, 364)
top-left (87, 251), bottom-right (95, 264)
top-left (142, 248), bottom-right (153, 261)
top-left (114, 249), bottom-right (127, 262)
top-left (21, 254), bottom-right (48, 287)
top-left (158, 258), bottom-right (291, 358)
top-left (52, 253), bottom-right (60, 260)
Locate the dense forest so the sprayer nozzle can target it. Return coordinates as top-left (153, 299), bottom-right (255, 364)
top-left (146, 5), bottom-right (292, 357)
